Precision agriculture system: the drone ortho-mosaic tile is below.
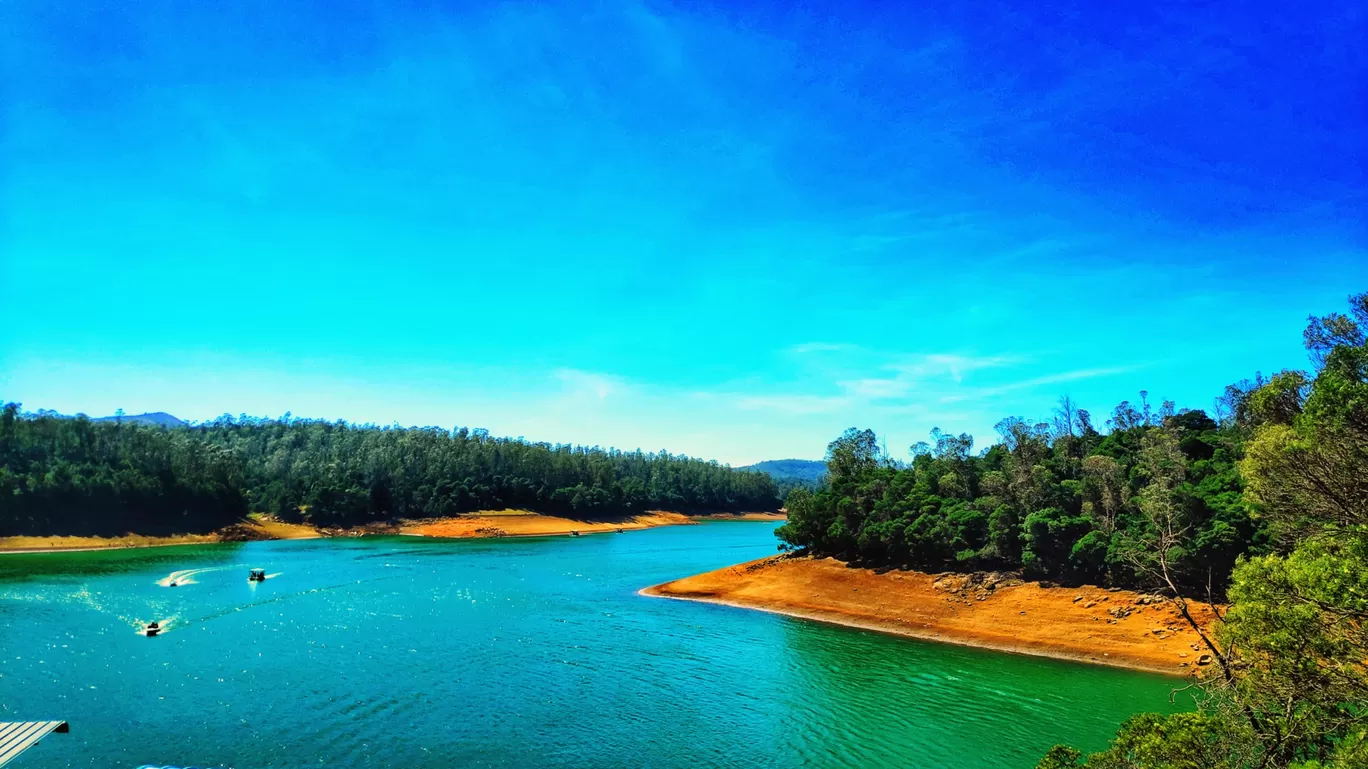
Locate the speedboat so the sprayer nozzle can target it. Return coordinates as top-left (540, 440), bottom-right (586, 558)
top-left (143, 622), bottom-right (161, 637)
top-left (248, 568), bottom-right (266, 582)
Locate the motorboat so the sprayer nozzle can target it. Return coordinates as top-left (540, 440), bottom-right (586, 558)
top-left (248, 568), bottom-right (266, 582)
top-left (143, 621), bottom-right (161, 637)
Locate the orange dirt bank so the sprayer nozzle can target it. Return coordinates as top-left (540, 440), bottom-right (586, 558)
top-left (643, 555), bottom-right (1219, 676)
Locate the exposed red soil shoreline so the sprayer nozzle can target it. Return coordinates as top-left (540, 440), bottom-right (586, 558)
top-left (642, 554), bottom-right (1219, 676)
top-left (0, 511), bottom-right (784, 553)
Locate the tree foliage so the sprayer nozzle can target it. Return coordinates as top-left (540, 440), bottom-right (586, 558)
top-left (776, 396), bottom-right (1258, 594)
top-left (0, 410), bottom-right (780, 535)
top-left (1039, 291), bottom-right (1368, 769)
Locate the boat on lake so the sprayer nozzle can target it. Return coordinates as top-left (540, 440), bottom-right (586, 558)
top-left (143, 621), bottom-right (160, 637)
top-left (248, 568), bottom-right (266, 582)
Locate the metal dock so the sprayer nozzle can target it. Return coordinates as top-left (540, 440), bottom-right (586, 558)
top-left (0, 721), bottom-right (68, 766)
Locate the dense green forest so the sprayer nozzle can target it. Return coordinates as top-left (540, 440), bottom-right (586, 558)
top-left (771, 292), bottom-right (1366, 768)
top-left (776, 385), bottom-right (1262, 595)
top-left (0, 412), bottom-right (780, 536)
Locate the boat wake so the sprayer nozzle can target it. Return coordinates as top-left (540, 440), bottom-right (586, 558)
top-left (157, 565), bottom-right (240, 587)
top-left (132, 616), bottom-right (178, 635)
top-left (186, 574), bottom-right (405, 626)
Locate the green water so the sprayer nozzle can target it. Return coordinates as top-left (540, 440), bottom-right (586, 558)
top-left (0, 523), bottom-right (1183, 768)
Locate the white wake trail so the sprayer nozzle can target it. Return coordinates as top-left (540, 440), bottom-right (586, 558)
top-left (156, 564), bottom-right (242, 587)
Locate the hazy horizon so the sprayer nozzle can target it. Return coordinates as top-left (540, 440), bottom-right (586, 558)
top-left (4, 0), bottom-right (1365, 466)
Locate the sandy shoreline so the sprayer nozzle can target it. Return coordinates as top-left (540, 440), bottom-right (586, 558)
top-left (642, 555), bottom-right (1219, 676)
top-left (400, 511), bottom-right (698, 539)
top-left (0, 511), bottom-right (783, 553)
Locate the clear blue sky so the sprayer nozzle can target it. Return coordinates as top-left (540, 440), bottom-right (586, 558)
top-left (2, 0), bottom-right (1365, 465)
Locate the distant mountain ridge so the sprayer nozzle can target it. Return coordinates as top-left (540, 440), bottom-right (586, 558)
top-left (91, 412), bottom-right (186, 427)
top-left (738, 458), bottom-right (826, 485)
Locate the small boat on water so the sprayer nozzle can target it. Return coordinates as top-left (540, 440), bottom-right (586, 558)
top-left (143, 621), bottom-right (161, 637)
top-left (248, 568), bottom-right (266, 582)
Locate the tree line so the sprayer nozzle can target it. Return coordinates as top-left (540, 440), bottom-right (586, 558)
top-left (777, 391), bottom-right (1260, 596)
top-left (0, 411), bottom-right (780, 536)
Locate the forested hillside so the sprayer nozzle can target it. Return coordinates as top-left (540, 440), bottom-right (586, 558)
top-left (739, 458), bottom-right (827, 496)
top-left (92, 411), bottom-right (186, 427)
top-left (740, 458), bottom-right (825, 481)
top-left (777, 392), bottom-right (1261, 595)
top-left (0, 413), bottom-right (780, 536)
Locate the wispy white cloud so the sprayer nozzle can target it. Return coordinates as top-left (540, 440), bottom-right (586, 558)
top-left (889, 353), bottom-right (1022, 383)
top-left (553, 368), bottom-right (627, 400)
top-left (789, 342), bottom-right (854, 354)
top-left (708, 349), bottom-right (1041, 422)
top-left (839, 377), bottom-right (912, 399)
top-left (938, 365), bottom-right (1142, 403)
top-left (831, 352), bottom-right (1021, 400)
top-left (706, 352), bottom-right (1150, 444)
top-left (732, 394), bottom-right (852, 415)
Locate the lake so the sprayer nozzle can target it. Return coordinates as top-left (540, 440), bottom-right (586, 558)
top-left (0, 522), bottom-right (1182, 768)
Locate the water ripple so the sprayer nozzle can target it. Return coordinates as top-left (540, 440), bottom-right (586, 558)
top-left (0, 525), bottom-right (1182, 769)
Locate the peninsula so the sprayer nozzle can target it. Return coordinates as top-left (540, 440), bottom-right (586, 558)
top-left (644, 554), bottom-right (1219, 676)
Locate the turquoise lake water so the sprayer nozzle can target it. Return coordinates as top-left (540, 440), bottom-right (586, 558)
top-left (0, 522), bottom-right (1183, 768)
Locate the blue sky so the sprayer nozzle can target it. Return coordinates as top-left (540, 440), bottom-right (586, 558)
top-left (2, 0), bottom-right (1365, 465)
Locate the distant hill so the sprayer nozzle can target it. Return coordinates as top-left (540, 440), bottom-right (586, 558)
top-left (739, 459), bottom-right (827, 485)
top-left (92, 412), bottom-right (186, 428)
